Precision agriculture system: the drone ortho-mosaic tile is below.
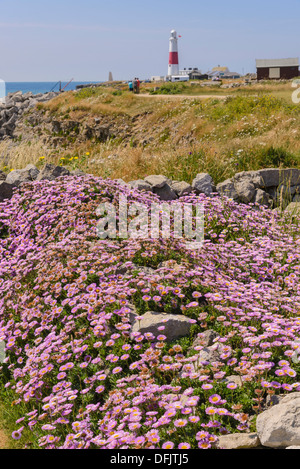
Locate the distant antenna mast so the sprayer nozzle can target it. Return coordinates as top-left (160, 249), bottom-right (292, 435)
top-left (108, 72), bottom-right (113, 82)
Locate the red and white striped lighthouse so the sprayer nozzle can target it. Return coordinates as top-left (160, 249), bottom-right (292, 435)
top-left (168, 30), bottom-right (179, 77)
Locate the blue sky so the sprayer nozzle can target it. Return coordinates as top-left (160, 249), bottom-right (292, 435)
top-left (0, 0), bottom-right (299, 81)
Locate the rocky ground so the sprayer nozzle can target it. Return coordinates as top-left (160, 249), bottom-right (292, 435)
top-left (0, 91), bottom-right (59, 140)
top-left (0, 90), bottom-right (149, 152)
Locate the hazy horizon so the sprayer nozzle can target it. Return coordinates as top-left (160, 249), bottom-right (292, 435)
top-left (0, 0), bottom-right (299, 82)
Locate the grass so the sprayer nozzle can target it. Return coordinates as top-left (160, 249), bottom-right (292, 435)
top-left (0, 398), bottom-right (35, 449)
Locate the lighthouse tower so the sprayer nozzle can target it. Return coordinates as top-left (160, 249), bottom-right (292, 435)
top-left (168, 30), bottom-right (179, 77)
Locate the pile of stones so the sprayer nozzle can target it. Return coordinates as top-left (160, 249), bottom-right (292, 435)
top-left (128, 169), bottom-right (300, 209)
top-left (0, 91), bottom-right (59, 139)
top-left (1, 165), bottom-right (300, 214)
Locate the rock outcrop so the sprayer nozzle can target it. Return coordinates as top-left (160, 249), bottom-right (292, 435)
top-left (0, 91), bottom-right (59, 139)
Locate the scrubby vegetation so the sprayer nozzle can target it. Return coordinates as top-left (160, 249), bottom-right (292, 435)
top-left (2, 80), bottom-right (299, 187)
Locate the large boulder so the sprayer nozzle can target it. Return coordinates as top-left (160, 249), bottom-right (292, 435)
top-left (144, 175), bottom-right (169, 189)
top-left (258, 168), bottom-right (281, 188)
top-left (282, 169), bottom-right (300, 186)
top-left (232, 171), bottom-right (264, 203)
top-left (171, 181), bottom-right (193, 197)
top-left (258, 168), bottom-right (300, 188)
top-left (285, 202), bottom-right (300, 216)
top-left (129, 180), bottom-right (153, 192)
top-left (6, 164), bottom-right (39, 186)
top-left (131, 311), bottom-right (193, 342)
top-left (253, 188), bottom-right (272, 207)
top-left (152, 183), bottom-right (178, 201)
top-left (192, 173), bottom-right (215, 196)
top-left (256, 392), bottom-right (300, 448)
top-left (196, 343), bottom-right (224, 367)
top-left (216, 179), bottom-right (238, 200)
top-left (3, 114), bottom-right (18, 133)
top-left (0, 182), bottom-right (14, 202)
top-left (37, 164), bottom-right (70, 181)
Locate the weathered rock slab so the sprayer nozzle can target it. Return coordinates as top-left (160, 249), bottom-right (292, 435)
top-left (285, 202), bottom-right (300, 215)
top-left (6, 164), bottom-right (39, 185)
top-left (129, 180), bottom-right (153, 191)
top-left (144, 175), bottom-right (169, 189)
top-left (171, 181), bottom-right (193, 197)
top-left (217, 433), bottom-right (260, 450)
top-left (152, 183), bottom-right (178, 201)
top-left (217, 179), bottom-right (238, 199)
top-left (36, 164), bottom-right (70, 181)
top-left (131, 311), bottom-right (192, 342)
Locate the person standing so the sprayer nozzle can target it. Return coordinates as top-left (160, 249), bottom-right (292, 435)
top-left (133, 78), bottom-right (138, 93)
top-left (137, 78), bottom-right (140, 94)
top-left (128, 80), bottom-right (133, 92)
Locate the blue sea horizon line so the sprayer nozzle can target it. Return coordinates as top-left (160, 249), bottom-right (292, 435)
top-left (4, 81), bottom-right (103, 95)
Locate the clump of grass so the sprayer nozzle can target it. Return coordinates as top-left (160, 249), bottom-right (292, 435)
top-left (149, 82), bottom-right (188, 95)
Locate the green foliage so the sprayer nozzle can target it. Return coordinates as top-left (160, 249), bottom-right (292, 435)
top-left (255, 146), bottom-right (298, 168)
top-left (205, 95), bottom-right (298, 123)
top-left (74, 87), bottom-right (103, 100)
top-left (149, 82), bottom-right (188, 95)
top-left (226, 146), bottom-right (300, 176)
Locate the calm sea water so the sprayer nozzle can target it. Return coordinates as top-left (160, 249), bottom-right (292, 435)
top-left (5, 81), bottom-right (102, 95)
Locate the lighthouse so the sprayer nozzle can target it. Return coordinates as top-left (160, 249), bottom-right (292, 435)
top-left (168, 30), bottom-right (179, 77)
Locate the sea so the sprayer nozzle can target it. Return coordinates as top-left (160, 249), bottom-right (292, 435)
top-left (4, 81), bottom-right (102, 95)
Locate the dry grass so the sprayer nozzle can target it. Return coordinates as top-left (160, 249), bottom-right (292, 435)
top-left (0, 139), bottom-right (48, 170)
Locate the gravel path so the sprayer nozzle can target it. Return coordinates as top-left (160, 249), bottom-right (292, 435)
top-left (137, 93), bottom-right (227, 100)
top-left (135, 93), bottom-right (227, 99)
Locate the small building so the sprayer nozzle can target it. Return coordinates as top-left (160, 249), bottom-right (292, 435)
top-left (256, 58), bottom-right (300, 80)
top-left (151, 76), bottom-right (166, 83)
top-left (179, 68), bottom-right (208, 80)
top-left (207, 66), bottom-right (241, 80)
